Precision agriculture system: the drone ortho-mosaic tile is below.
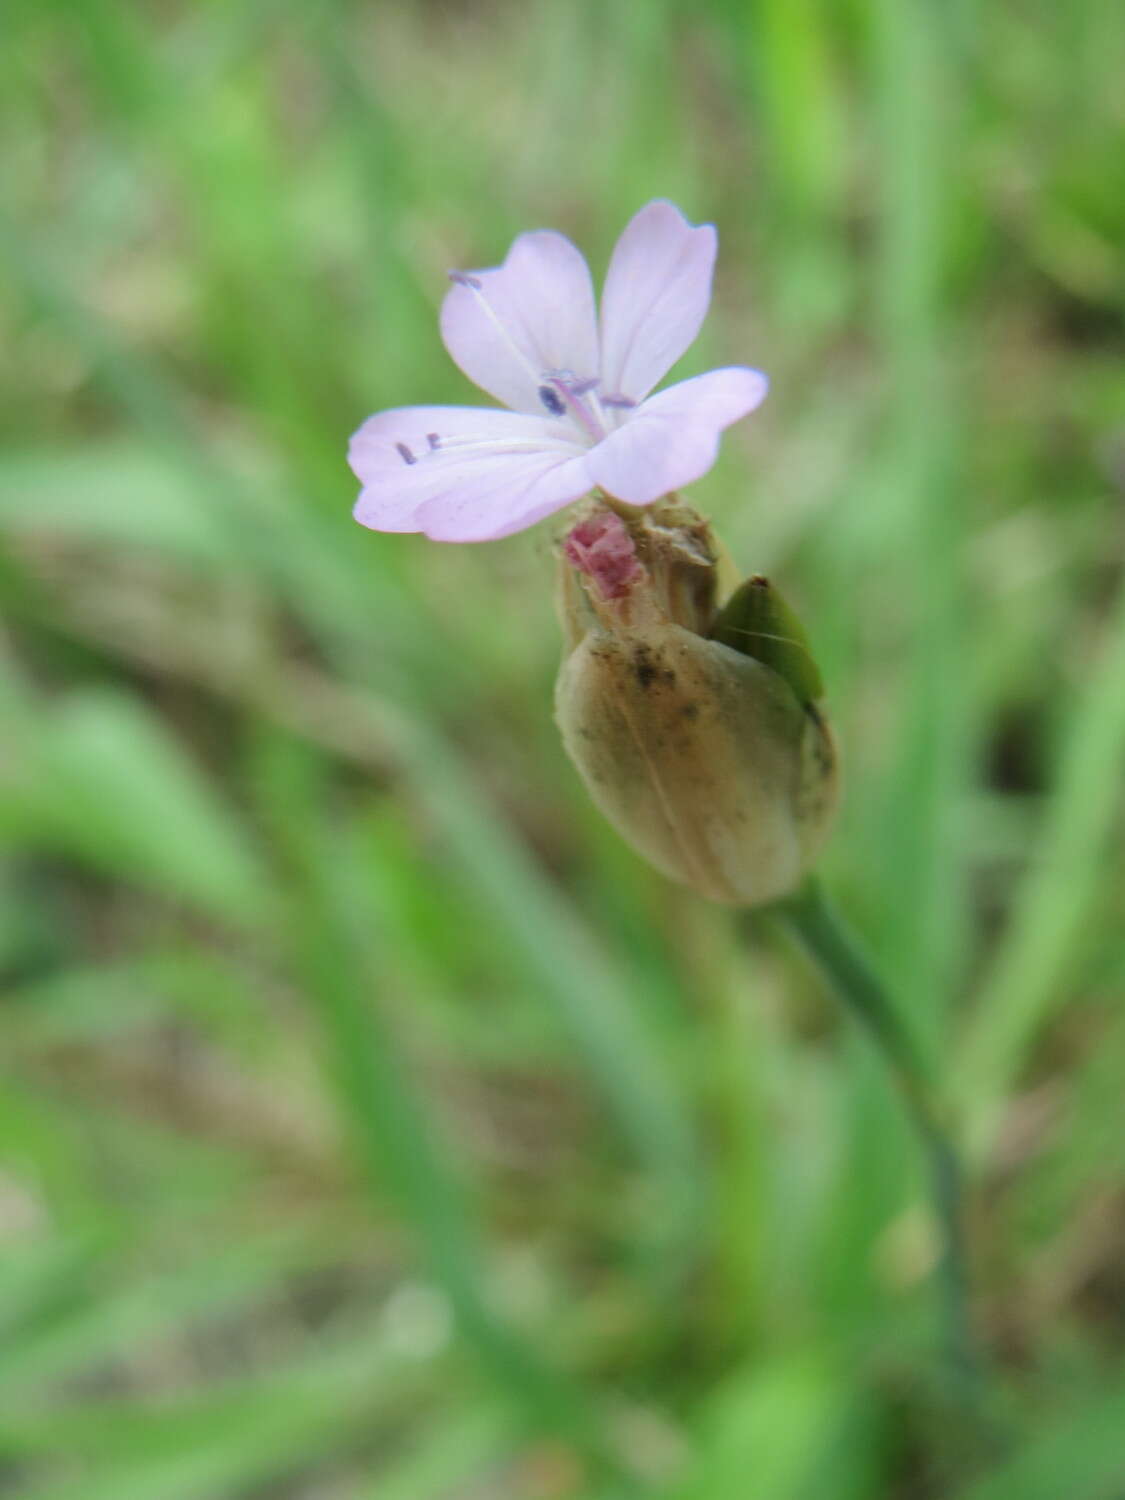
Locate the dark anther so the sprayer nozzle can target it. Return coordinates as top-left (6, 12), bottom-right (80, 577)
top-left (539, 385), bottom-right (566, 416)
top-left (448, 270), bottom-right (483, 289)
top-left (395, 442), bottom-right (417, 465)
top-left (427, 433), bottom-right (441, 450)
top-left (601, 393), bottom-right (637, 409)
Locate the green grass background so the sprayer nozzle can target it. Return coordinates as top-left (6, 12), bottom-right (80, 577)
top-left (2, 1), bottom-right (1124, 1495)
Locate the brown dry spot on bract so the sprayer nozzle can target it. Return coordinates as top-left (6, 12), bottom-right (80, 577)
top-left (632, 644), bottom-right (678, 691)
top-left (633, 644), bottom-right (660, 689)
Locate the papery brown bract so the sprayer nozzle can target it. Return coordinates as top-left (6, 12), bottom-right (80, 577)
top-left (555, 498), bottom-right (838, 907)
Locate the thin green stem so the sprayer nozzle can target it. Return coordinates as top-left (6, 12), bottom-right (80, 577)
top-left (771, 878), bottom-right (979, 1394)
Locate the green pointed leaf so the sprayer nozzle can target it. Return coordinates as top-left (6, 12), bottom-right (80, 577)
top-left (709, 575), bottom-right (825, 705)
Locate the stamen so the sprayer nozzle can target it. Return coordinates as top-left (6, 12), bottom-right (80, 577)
top-left (601, 393), bottom-right (637, 409)
top-left (447, 270), bottom-right (483, 289)
top-left (396, 442), bottom-right (416, 465)
top-left (413, 433), bottom-right (583, 461)
top-left (427, 433), bottom-right (441, 450)
top-left (539, 385), bottom-right (567, 416)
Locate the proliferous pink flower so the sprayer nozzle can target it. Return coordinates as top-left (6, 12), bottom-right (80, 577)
top-left (349, 200), bottom-right (768, 543)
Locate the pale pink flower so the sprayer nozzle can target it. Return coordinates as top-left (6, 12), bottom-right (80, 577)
top-left (349, 201), bottom-right (768, 543)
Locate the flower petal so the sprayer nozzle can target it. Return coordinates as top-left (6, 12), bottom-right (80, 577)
top-left (350, 405), bottom-right (590, 541)
top-left (417, 453), bottom-right (593, 542)
top-left (586, 367), bottom-right (768, 507)
top-left (439, 230), bottom-right (599, 415)
top-left (598, 201), bottom-right (718, 405)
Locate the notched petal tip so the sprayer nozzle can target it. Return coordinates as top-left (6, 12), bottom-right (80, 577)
top-left (629, 198), bottom-right (716, 235)
top-left (599, 200), bottom-right (720, 404)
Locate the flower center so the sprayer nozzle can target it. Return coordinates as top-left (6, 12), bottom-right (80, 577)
top-left (539, 371), bottom-right (637, 445)
top-left (540, 372), bottom-right (605, 443)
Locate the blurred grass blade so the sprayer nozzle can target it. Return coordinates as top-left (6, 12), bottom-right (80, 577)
top-left (0, 684), bottom-right (271, 924)
top-left (673, 1350), bottom-right (880, 1500)
top-left (0, 1227), bottom-right (317, 1400)
top-left (6, 1324), bottom-right (430, 1500)
top-left (867, 0), bottom-right (971, 1058)
top-left (956, 581), bottom-right (1125, 1156)
top-left (381, 708), bottom-right (701, 1206)
top-left (954, 1370), bottom-right (1125, 1500)
top-left (259, 739), bottom-right (635, 1487)
top-left (361, 1405), bottom-right (513, 1500)
top-left (0, 212), bottom-right (402, 672)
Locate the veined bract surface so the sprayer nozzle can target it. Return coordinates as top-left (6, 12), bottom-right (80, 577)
top-left (555, 498), bottom-right (838, 907)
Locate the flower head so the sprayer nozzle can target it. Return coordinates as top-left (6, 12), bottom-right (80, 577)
top-left (350, 201), bottom-right (768, 543)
